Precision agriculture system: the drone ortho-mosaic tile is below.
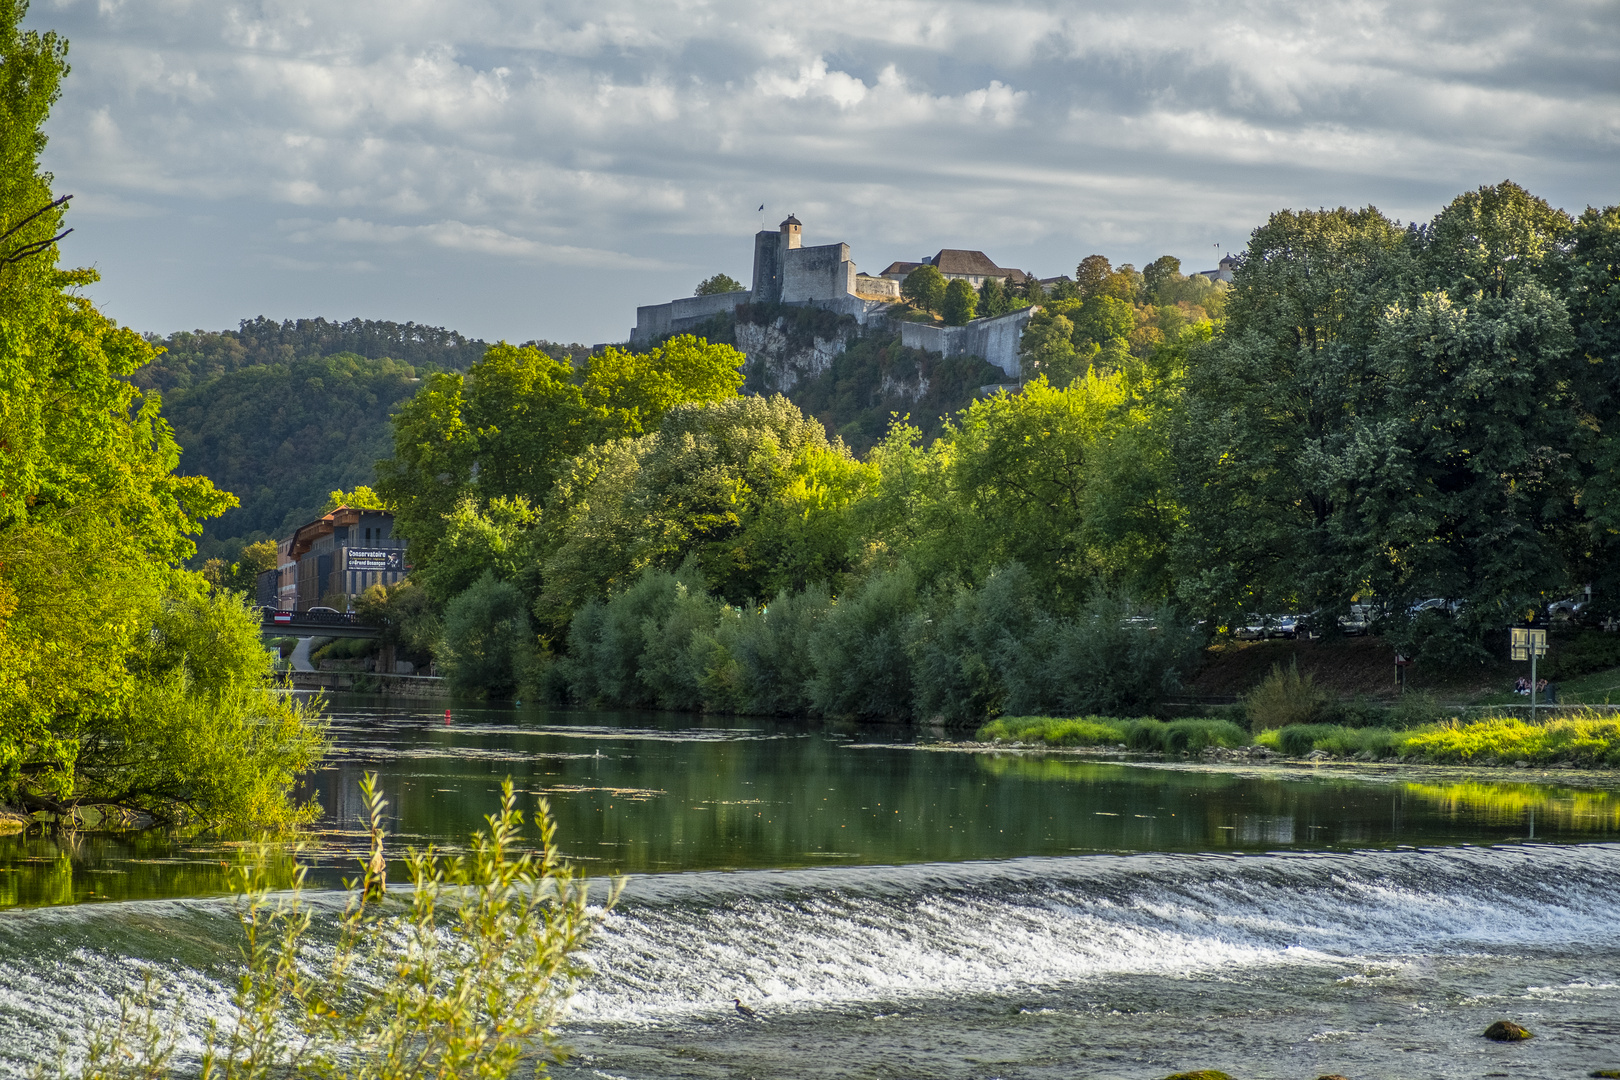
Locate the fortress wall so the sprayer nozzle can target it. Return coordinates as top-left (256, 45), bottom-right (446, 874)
top-left (899, 306), bottom-right (1036, 379)
top-left (632, 289), bottom-right (752, 345)
top-left (782, 243), bottom-right (854, 303)
top-left (855, 274), bottom-right (900, 299)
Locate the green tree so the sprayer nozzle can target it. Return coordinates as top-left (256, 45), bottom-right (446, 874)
top-left (377, 335), bottom-right (744, 572)
top-left (696, 272), bottom-right (745, 295)
top-left (441, 571), bottom-right (533, 697)
top-left (1142, 255), bottom-right (1182, 301)
top-left (0, 0), bottom-right (323, 826)
top-left (1564, 204), bottom-right (1620, 602)
top-left (977, 276), bottom-right (1008, 317)
top-left (537, 395), bottom-right (873, 624)
top-left (1174, 204), bottom-right (1414, 623)
top-left (942, 277), bottom-right (978, 325)
top-left (323, 485), bottom-right (388, 512)
top-left (901, 264), bottom-right (946, 313)
top-left (1018, 310), bottom-right (1078, 384)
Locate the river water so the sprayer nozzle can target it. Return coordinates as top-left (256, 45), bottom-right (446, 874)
top-left (3, 696), bottom-right (1620, 1078)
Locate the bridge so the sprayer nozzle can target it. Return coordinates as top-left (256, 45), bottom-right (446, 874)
top-left (260, 609), bottom-right (380, 639)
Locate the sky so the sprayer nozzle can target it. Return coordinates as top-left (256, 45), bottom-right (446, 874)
top-left (29, 0), bottom-right (1620, 347)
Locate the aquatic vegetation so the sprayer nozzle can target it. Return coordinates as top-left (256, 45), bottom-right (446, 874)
top-left (1400, 712), bottom-right (1620, 765)
top-left (976, 716), bottom-right (1249, 753)
top-left (52, 775), bottom-right (617, 1079)
top-left (976, 715), bottom-right (1130, 746)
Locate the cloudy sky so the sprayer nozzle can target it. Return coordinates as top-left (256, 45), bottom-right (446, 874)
top-left (30, 0), bottom-right (1620, 346)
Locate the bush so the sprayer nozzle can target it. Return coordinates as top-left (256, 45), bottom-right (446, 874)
top-left (806, 566), bottom-right (920, 719)
top-left (59, 776), bottom-right (612, 1079)
top-left (440, 571), bottom-right (533, 698)
top-left (977, 716), bottom-right (1128, 746)
top-left (710, 585), bottom-right (830, 714)
top-left (1120, 718), bottom-right (1250, 754)
top-left (1007, 592), bottom-right (1203, 717)
top-left (1244, 660), bottom-right (1331, 731)
top-left (561, 567), bottom-right (691, 707)
top-left (910, 564), bottom-right (1042, 723)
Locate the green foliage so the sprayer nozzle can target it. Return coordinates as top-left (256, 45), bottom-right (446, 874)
top-left (355, 580), bottom-right (441, 667)
top-left (901, 264), bottom-right (946, 313)
top-left (441, 571), bottom-right (533, 698)
top-left (323, 485), bottom-right (387, 512)
top-left (57, 777), bottom-right (613, 1080)
top-left (162, 353), bottom-right (422, 548)
top-left (1119, 718), bottom-right (1249, 754)
top-left (0, 3), bottom-right (323, 826)
top-left (805, 566), bottom-right (921, 719)
top-left (202, 539), bottom-right (279, 595)
top-left (942, 277), bottom-right (977, 325)
top-left (132, 316), bottom-right (506, 395)
top-left (695, 272), bottom-right (745, 295)
top-left (978, 716), bottom-right (1128, 746)
top-left (377, 335), bottom-right (743, 572)
top-left (1243, 661), bottom-right (1332, 731)
top-left (1018, 310), bottom-right (1077, 383)
top-left (538, 395), bottom-right (872, 623)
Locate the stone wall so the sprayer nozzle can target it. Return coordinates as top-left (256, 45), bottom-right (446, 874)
top-left (632, 289), bottom-right (753, 346)
top-left (898, 306), bottom-right (1035, 379)
top-left (855, 274), bottom-right (900, 299)
top-left (782, 242), bottom-right (855, 303)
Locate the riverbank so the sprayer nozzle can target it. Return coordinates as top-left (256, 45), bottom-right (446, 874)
top-left (972, 710), bottom-right (1620, 777)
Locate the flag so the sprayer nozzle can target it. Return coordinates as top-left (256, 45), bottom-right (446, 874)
top-left (757, 204), bottom-right (764, 211)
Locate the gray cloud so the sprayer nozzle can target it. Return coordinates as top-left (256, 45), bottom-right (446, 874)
top-left (32, 0), bottom-right (1620, 344)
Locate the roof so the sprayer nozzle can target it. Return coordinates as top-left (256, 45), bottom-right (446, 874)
top-left (931, 249), bottom-right (1029, 283)
top-left (780, 214), bottom-right (802, 227)
top-left (881, 261), bottom-right (925, 278)
top-left (288, 504), bottom-right (392, 559)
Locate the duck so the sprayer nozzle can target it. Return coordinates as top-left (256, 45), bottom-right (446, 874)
top-left (733, 998), bottom-right (757, 1018)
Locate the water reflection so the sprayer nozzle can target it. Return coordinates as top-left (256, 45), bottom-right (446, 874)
top-left (5, 697), bottom-right (1620, 908)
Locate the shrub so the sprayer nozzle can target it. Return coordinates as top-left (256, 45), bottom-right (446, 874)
top-left (1008, 592), bottom-right (1202, 717)
top-left (977, 716), bottom-right (1128, 746)
top-left (1120, 718), bottom-right (1249, 753)
top-left (1545, 630), bottom-right (1620, 679)
top-left (911, 564), bottom-right (1042, 723)
top-left (561, 566), bottom-right (690, 707)
top-left (1244, 660), bottom-right (1331, 731)
top-left (59, 776), bottom-right (614, 1079)
top-left (806, 566), bottom-right (920, 719)
top-left (711, 585), bottom-right (831, 715)
top-left (1400, 712), bottom-right (1620, 765)
top-left (440, 571), bottom-right (533, 698)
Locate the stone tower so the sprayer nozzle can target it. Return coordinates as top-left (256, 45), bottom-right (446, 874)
top-left (751, 214), bottom-right (803, 305)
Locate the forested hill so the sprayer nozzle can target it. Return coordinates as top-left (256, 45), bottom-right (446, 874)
top-left (167, 353), bottom-right (424, 560)
top-left (130, 317), bottom-right (594, 562)
top-left (134, 317), bottom-right (496, 393)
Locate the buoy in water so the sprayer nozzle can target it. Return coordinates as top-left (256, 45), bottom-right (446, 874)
top-left (444, 709), bottom-right (452, 725)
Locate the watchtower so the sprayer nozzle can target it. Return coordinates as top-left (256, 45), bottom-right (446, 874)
top-left (752, 213), bottom-right (803, 305)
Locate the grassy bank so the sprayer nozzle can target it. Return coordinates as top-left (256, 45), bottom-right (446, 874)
top-left (979, 710), bottom-right (1620, 767)
top-left (976, 716), bottom-right (1250, 754)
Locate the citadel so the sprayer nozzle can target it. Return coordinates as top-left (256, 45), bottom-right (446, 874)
top-left (631, 215), bottom-right (1039, 378)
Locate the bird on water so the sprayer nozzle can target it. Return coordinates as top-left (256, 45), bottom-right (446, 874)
top-left (733, 998), bottom-right (757, 1018)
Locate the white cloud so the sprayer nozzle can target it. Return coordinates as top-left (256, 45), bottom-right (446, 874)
top-left (29, 0), bottom-right (1620, 342)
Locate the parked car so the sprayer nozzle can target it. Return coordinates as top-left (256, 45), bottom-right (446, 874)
top-left (1337, 604), bottom-right (1376, 635)
top-left (1548, 597), bottom-right (1589, 621)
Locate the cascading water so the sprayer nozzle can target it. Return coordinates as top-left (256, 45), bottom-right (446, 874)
top-left (4, 699), bottom-right (1619, 1079)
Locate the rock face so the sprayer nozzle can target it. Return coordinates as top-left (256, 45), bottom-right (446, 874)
top-left (1484, 1019), bottom-right (1533, 1041)
top-left (734, 320), bottom-right (847, 394)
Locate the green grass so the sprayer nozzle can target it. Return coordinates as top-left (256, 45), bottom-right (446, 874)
top-left (1261, 710), bottom-right (1620, 765)
top-left (977, 716), bottom-right (1250, 753)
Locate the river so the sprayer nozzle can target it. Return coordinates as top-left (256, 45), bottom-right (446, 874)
top-left (3, 695), bottom-right (1619, 1078)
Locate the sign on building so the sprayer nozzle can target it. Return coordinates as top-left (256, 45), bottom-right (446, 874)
top-left (346, 548), bottom-right (405, 572)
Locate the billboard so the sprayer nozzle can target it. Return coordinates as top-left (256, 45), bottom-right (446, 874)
top-left (345, 548), bottom-right (405, 572)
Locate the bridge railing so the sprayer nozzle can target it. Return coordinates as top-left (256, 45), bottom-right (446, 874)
top-left (261, 608), bottom-right (361, 628)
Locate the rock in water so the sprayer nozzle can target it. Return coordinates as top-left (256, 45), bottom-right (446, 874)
top-left (1163, 1073), bottom-right (1234, 1080)
top-left (1315, 1075), bottom-right (1353, 1079)
top-left (1588, 1071), bottom-right (1620, 1077)
top-left (1484, 1020), bottom-right (1533, 1041)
